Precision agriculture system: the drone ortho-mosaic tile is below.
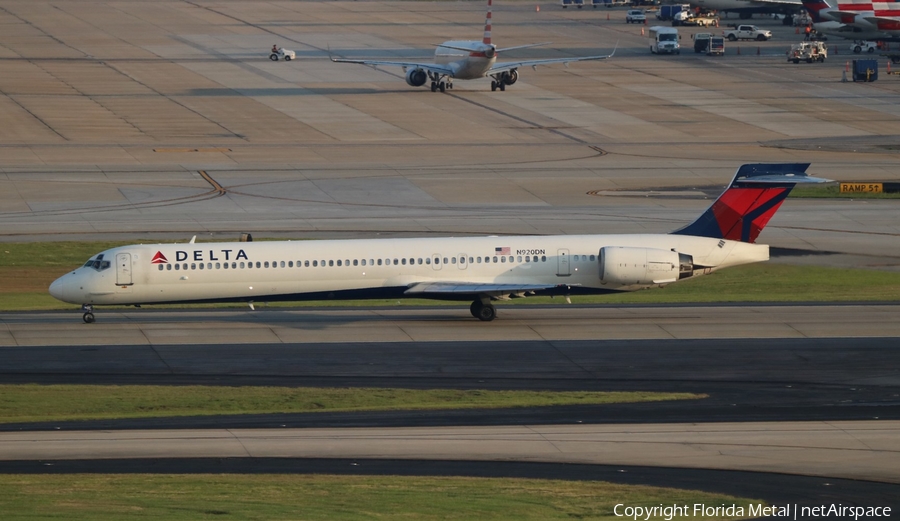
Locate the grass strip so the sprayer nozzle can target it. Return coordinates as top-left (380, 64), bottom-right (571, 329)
top-left (4, 241), bottom-right (899, 311)
top-left (0, 385), bottom-right (704, 424)
top-left (0, 474), bottom-right (760, 521)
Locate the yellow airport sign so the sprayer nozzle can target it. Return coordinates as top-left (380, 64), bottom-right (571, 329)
top-left (840, 182), bottom-right (883, 193)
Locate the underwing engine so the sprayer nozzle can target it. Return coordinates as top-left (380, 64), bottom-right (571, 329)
top-left (502, 69), bottom-right (518, 85)
top-left (405, 68), bottom-right (428, 87)
top-left (599, 247), bottom-right (693, 286)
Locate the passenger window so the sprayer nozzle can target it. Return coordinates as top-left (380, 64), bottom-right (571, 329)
top-left (542, 256), bottom-right (547, 262)
top-left (158, 265), bottom-right (163, 271)
top-left (191, 263), bottom-right (196, 270)
top-left (468, 257), bottom-right (473, 264)
top-left (264, 261), bottom-right (269, 268)
top-left (393, 259), bottom-right (398, 265)
top-left (434, 258), bottom-right (439, 265)
top-left (477, 257), bottom-right (482, 263)
top-left (231, 262), bottom-right (236, 269)
top-left (443, 258), bottom-right (448, 264)
top-left (353, 259), bottom-right (358, 266)
top-left (501, 257), bottom-right (506, 263)
top-left (493, 256), bottom-right (498, 263)
top-left (401, 258), bottom-right (406, 265)
top-left (590, 255), bottom-right (596, 261)
top-left (377, 259), bottom-right (382, 266)
top-left (280, 261), bottom-right (285, 268)
top-left (305, 261), bottom-right (310, 267)
top-left (517, 256), bottom-right (522, 263)
top-left (337, 260), bottom-right (342, 266)
top-left (199, 263), bottom-right (204, 270)
top-left (313, 260), bottom-right (318, 267)
top-left (167, 264), bottom-right (172, 271)
top-left (359, 259), bottom-right (364, 266)
top-left (525, 256), bottom-right (530, 263)
top-left (216, 263), bottom-right (221, 269)
top-left (329, 260), bottom-right (334, 267)
top-left (239, 262), bottom-right (244, 269)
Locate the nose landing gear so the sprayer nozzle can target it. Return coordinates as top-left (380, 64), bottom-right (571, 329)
top-left (81, 304), bottom-right (95, 324)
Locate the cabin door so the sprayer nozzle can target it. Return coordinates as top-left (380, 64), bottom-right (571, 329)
top-left (116, 253), bottom-right (133, 286)
top-left (557, 249), bottom-right (570, 277)
top-left (432, 254), bottom-right (442, 271)
top-left (457, 253), bottom-right (468, 270)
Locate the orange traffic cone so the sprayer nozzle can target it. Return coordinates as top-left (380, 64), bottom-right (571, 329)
top-left (795, 27), bottom-right (799, 34)
top-left (536, 5), bottom-right (540, 12)
top-left (607, 13), bottom-right (610, 20)
top-left (641, 27), bottom-right (645, 36)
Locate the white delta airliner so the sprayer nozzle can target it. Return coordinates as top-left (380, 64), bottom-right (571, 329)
top-left (330, 0), bottom-right (615, 92)
top-left (50, 163), bottom-right (828, 323)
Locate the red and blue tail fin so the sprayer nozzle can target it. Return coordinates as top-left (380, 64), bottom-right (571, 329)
top-left (672, 163), bottom-right (829, 243)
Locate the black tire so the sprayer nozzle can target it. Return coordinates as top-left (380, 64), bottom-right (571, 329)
top-left (727, 34), bottom-right (737, 41)
top-left (867, 47), bottom-right (875, 53)
top-left (476, 304), bottom-right (496, 322)
top-left (793, 59), bottom-right (799, 64)
top-left (439, 81), bottom-right (445, 93)
top-left (756, 34), bottom-right (766, 41)
top-left (499, 82), bottom-right (505, 91)
top-left (83, 313), bottom-right (95, 324)
top-left (269, 54), bottom-right (278, 61)
top-left (853, 46), bottom-right (862, 53)
top-left (431, 82), bottom-right (437, 92)
top-left (491, 80), bottom-right (498, 91)
top-left (284, 55), bottom-right (291, 61)
top-left (470, 301), bottom-right (482, 318)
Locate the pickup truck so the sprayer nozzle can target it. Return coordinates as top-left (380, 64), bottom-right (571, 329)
top-left (673, 11), bottom-right (717, 27)
top-left (723, 25), bottom-right (772, 41)
top-left (626, 9), bottom-right (647, 23)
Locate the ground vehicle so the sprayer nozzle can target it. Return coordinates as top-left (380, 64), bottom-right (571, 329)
top-left (787, 42), bottom-right (826, 63)
top-left (649, 26), bottom-right (680, 54)
top-left (723, 25), bottom-right (772, 41)
top-left (626, 9), bottom-right (647, 23)
top-left (694, 32), bottom-right (711, 52)
top-left (852, 40), bottom-right (877, 54)
top-left (673, 11), bottom-right (717, 26)
top-left (657, 4), bottom-right (689, 21)
top-left (269, 48), bottom-right (295, 61)
top-left (708, 36), bottom-right (725, 55)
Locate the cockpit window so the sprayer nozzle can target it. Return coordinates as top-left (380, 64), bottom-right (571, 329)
top-left (84, 253), bottom-right (111, 272)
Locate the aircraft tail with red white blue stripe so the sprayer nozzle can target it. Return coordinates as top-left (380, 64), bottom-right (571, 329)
top-left (672, 163), bottom-right (830, 244)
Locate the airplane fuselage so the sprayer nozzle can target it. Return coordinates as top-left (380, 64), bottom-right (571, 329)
top-left (50, 233), bottom-right (768, 306)
top-left (434, 40), bottom-right (497, 80)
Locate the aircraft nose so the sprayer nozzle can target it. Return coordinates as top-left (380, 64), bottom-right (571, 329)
top-left (49, 274), bottom-right (71, 302)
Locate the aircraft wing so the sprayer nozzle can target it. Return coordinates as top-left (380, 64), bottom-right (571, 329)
top-left (405, 281), bottom-right (572, 297)
top-left (488, 50), bottom-right (615, 74)
top-left (330, 56), bottom-right (455, 77)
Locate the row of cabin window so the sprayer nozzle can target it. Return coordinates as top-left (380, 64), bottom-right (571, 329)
top-left (157, 254), bottom-right (598, 272)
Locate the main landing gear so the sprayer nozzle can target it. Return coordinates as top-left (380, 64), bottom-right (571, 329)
top-left (429, 72), bottom-right (452, 93)
top-left (81, 304), bottom-right (95, 324)
top-left (490, 70), bottom-right (518, 92)
top-left (470, 298), bottom-right (496, 322)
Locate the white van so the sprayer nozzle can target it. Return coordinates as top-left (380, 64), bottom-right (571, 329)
top-left (649, 26), bottom-right (680, 54)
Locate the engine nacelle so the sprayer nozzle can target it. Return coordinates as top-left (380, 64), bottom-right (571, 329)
top-left (599, 247), bottom-right (693, 286)
top-left (405, 68), bottom-right (427, 87)
top-left (502, 69), bottom-right (518, 85)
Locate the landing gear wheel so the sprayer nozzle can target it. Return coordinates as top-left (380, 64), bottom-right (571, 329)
top-left (439, 81), bottom-right (446, 92)
top-left (470, 300), bottom-right (496, 321)
top-left (431, 81), bottom-right (437, 92)
top-left (83, 312), bottom-right (95, 324)
top-left (499, 82), bottom-right (505, 91)
top-left (490, 80), bottom-right (498, 92)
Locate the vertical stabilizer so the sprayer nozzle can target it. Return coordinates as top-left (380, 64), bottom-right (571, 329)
top-left (672, 163), bottom-right (830, 243)
top-left (801, 0), bottom-right (834, 22)
top-left (483, 0), bottom-right (493, 45)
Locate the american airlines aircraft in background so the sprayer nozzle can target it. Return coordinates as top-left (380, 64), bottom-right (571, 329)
top-left (801, 0), bottom-right (900, 40)
top-left (51, 164), bottom-right (828, 323)
top-left (330, 0), bottom-right (615, 92)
